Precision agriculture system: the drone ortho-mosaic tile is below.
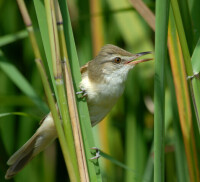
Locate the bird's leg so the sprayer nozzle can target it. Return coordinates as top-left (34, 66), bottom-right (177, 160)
top-left (90, 147), bottom-right (101, 160)
top-left (187, 72), bottom-right (200, 80)
top-left (76, 88), bottom-right (87, 98)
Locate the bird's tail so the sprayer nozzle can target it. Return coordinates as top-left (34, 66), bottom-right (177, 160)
top-left (5, 114), bottom-right (57, 179)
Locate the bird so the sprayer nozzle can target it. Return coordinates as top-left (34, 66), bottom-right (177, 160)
top-left (5, 44), bottom-right (152, 179)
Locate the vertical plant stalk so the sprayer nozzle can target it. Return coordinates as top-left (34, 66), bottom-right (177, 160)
top-left (35, 59), bottom-right (77, 182)
top-left (44, 0), bottom-right (79, 181)
top-left (63, 61), bottom-right (89, 181)
top-left (170, 0), bottom-right (193, 75)
top-left (191, 39), bottom-right (200, 131)
top-left (177, 0), bottom-right (194, 54)
top-left (54, 1), bottom-right (89, 181)
top-left (154, 0), bottom-right (169, 182)
top-left (44, 0), bottom-right (62, 78)
top-left (54, 2), bottom-right (80, 181)
top-left (58, 0), bottom-right (102, 181)
top-left (168, 14), bottom-right (200, 182)
top-left (15, 0), bottom-right (48, 112)
top-left (45, 0), bottom-right (89, 181)
top-left (171, 0), bottom-right (200, 129)
top-left (16, 0), bottom-right (41, 59)
top-left (166, 62), bottom-right (189, 182)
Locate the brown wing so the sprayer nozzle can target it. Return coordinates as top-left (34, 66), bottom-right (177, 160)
top-left (80, 62), bottom-right (89, 74)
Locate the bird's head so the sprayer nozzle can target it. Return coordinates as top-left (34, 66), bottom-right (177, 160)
top-left (88, 44), bottom-right (152, 83)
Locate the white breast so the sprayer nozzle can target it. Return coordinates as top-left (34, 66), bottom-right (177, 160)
top-left (80, 65), bottom-right (131, 126)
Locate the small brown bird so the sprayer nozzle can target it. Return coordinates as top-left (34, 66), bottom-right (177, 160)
top-left (5, 44), bottom-right (152, 179)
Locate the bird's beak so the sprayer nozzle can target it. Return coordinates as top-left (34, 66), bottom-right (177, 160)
top-left (126, 51), bottom-right (153, 65)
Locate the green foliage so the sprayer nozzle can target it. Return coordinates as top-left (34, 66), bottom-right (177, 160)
top-left (0, 0), bottom-right (200, 182)
top-left (154, 1), bottom-right (169, 182)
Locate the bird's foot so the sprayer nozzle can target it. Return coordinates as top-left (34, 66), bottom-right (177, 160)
top-left (187, 72), bottom-right (200, 80)
top-left (76, 89), bottom-right (87, 98)
top-left (90, 147), bottom-right (101, 160)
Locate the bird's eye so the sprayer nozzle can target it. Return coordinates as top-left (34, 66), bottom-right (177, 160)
top-left (114, 57), bottom-right (121, 64)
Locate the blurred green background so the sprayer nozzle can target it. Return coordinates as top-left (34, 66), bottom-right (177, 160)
top-left (0, 0), bottom-right (199, 182)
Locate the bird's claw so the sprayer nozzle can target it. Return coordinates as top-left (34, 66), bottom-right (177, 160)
top-left (187, 72), bottom-right (200, 80)
top-left (90, 147), bottom-right (101, 160)
top-left (81, 92), bottom-right (87, 98)
top-left (76, 89), bottom-right (87, 98)
top-left (76, 91), bottom-right (84, 95)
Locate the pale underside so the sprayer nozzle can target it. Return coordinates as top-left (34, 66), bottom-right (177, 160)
top-left (80, 63), bottom-right (133, 126)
